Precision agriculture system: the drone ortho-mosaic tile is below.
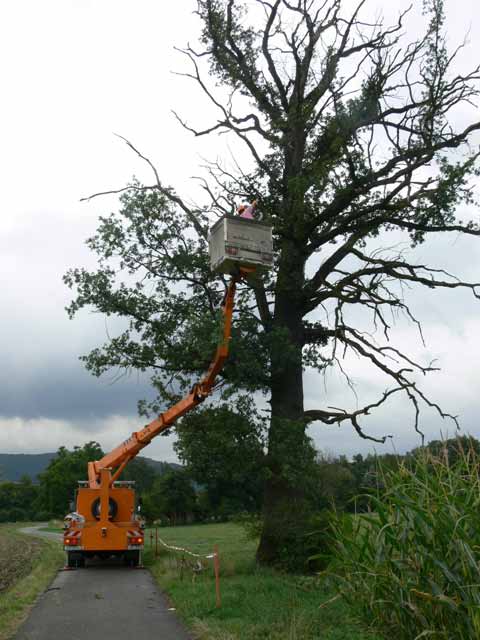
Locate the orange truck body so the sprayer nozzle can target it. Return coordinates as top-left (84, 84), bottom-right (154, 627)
top-left (64, 479), bottom-right (143, 566)
top-left (63, 274), bottom-right (243, 567)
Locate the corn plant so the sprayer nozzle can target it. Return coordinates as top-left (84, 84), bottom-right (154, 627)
top-left (331, 442), bottom-right (480, 639)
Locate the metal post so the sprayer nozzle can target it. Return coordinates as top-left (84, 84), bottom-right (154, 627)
top-left (155, 527), bottom-right (158, 557)
top-left (180, 553), bottom-right (184, 580)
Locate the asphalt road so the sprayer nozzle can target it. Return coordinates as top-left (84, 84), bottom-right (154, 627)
top-left (19, 524), bottom-right (62, 542)
top-left (15, 527), bottom-right (191, 640)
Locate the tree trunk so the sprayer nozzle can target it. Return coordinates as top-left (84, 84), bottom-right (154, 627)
top-left (256, 237), bottom-right (309, 565)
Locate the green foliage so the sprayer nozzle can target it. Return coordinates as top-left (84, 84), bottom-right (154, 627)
top-left (0, 478), bottom-right (40, 521)
top-left (174, 399), bottom-right (266, 517)
top-left (275, 509), bottom-right (336, 574)
top-left (143, 468), bottom-right (197, 525)
top-left (4, 508), bottom-right (27, 523)
top-left (332, 442), bottom-right (480, 639)
top-left (121, 456), bottom-right (158, 494)
top-left (63, 185), bottom-right (271, 416)
top-left (412, 434), bottom-right (480, 465)
top-left (34, 443), bottom-right (173, 518)
top-left (32, 510), bottom-right (52, 522)
top-left (37, 442), bottom-right (104, 516)
top-left (233, 511), bottom-right (263, 541)
top-left (314, 453), bottom-right (357, 512)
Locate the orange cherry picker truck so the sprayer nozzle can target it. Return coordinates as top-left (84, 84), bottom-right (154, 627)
top-left (63, 273), bottom-right (240, 567)
top-left (63, 212), bottom-right (274, 567)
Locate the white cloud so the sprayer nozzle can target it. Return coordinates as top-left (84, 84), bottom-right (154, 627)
top-left (0, 414), bottom-right (180, 462)
top-left (304, 311), bottom-right (480, 457)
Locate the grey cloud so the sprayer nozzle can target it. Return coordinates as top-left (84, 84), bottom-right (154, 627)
top-left (0, 363), bottom-right (153, 422)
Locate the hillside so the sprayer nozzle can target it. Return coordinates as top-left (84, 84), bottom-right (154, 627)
top-left (139, 456), bottom-right (181, 476)
top-left (0, 453), bottom-right (180, 483)
top-left (0, 453), bottom-right (56, 483)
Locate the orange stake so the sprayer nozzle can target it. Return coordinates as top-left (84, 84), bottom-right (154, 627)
top-left (213, 544), bottom-right (221, 608)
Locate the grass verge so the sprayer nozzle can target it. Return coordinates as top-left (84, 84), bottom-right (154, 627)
top-left (0, 525), bottom-right (64, 639)
top-left (144, 522), bottom-right (381, 640)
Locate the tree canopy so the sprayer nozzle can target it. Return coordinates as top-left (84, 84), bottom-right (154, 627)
top-left (142, 468), bottom-right (197, 525)
top-left (65, 0), bottom-right (480, 564)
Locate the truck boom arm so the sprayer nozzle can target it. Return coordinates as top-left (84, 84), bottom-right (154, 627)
top-left (87, 275), bottom-right (239, 488)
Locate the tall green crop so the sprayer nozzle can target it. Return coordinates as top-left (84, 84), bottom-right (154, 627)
top-left (332, 442), bottom-right (480, 639)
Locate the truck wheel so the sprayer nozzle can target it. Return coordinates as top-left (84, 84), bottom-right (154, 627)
top-left (124, 551), bottom-right (140, 567)
top-left (67, 552), bottom-right (85, 568)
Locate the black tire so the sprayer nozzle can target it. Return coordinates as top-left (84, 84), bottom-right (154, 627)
top-left (67, 552), bottom-right (85, 568)
top-left (124, 551), bottom-right (140, 567)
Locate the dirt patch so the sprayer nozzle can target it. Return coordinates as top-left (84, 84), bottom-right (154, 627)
top-left (0, 531), bottom-right (42, 593)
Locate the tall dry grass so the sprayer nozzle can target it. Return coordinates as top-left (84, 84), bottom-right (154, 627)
top-left (332, 442), bottom-right (480, 639)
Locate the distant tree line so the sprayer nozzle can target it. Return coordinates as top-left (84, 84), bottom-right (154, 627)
top-left (1, 429), bottom-right (477, 525)
top-left (0, 475), bottom-right (41, 523)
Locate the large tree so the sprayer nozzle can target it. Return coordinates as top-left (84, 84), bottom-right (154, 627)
top-left (65, 0), bottom-right (480, 563)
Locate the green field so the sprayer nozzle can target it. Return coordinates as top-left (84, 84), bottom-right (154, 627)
top-left (144, 522), bottom-right (381, 640)
top-left (0, 525), bottom-right (63, 639)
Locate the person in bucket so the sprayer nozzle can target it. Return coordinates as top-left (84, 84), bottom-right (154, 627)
top-left (237, 199), bottom-right (257, 219)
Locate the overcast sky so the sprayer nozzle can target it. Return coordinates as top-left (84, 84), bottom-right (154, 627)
top-left (1, 0), bottom-right (480, 462)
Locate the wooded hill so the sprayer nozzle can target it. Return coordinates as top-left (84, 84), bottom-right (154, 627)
top-left (0, 452), bottom-right (179, 483)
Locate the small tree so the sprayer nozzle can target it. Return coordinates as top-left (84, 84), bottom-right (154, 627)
top-left (144, 469), bottom-right (196, 525)
top-left (175, 400), bottom-right (265, 516)
top-left (66, 0), bottom-right (480, 564)
top-left (0, 479), bottom-right (40, 521)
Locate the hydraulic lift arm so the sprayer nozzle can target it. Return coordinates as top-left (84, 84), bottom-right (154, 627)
top-left (87, 274), bottom-right (240, 488)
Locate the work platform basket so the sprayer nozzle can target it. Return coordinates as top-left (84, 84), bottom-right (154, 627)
top-left (209, 216), bottom-right (273, 274)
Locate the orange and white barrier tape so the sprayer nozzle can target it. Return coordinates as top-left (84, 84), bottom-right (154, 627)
top-left (157, 536), bottom-right (216, 559)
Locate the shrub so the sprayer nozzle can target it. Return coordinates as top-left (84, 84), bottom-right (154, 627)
top-left (331, 442), bottom-right (480, 640)
top-left (33, 511), bottom-right (53, 522)
top-left (297, 510), bottom-right (336, 573)
top-left (233, 511), bottom-right (263, 541)
top-left (235, 508), bottom-right (336, 572)
top-left (6, 507), bottom-right (28, 522)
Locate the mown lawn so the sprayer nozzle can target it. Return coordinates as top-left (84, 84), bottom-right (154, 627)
top-left (0, 525), bottom-right (63, 639)
top-left (144, 522), bottom-right (382, 640)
